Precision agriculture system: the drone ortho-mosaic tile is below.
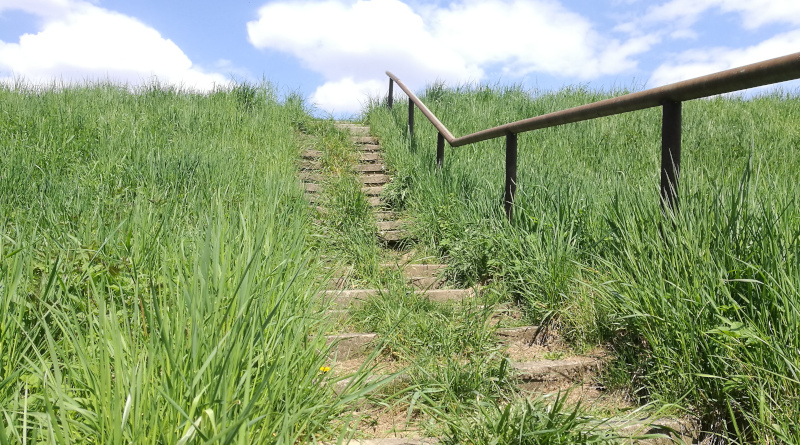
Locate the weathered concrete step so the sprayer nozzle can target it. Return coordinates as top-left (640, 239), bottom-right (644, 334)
top-left (334, 123), bottom-right (370, 136)
top-left (353, 164), bottom-right (385, 173)
top-left (377, 221), bottom-right (402, 231)
top-left (367, 196), bottom-right (383, 207)
top-left (375, 211), bottom-right (398, 221)
top-left (326, 333), bottom-right (378, 360)
top-left (304, 183), bottom-right (323, 193)
top-left (301, 149), bottom-right (323, 159)
top-left (496, 326), bottom-right (539, 343)
top-left (359, 152), bottom-right (381, 162)
top-left (305, 193), bottom-right (325, 204)
top-left (300, 172), bottom-right (324, 183)
top-left (382, 263), bottom-right (447, 289)
top-left (358, 143), bottom-right (381, 152)
top-left (616, 417), bottom-right (700, 445)
top-left (361, 174), bottom-right (390, 185)
top-left (319, 288), bottom-right (475, 308)
top-left (362, 186), bottom-right (383, 196)
top-left (299, 160), bottom-right (321, 170)
top-left (354, 136), bottom-right (379, 144)
top-left (512, 356), bottom-right (601, 390)
top-left (379, 230), bottom-right (406, 242)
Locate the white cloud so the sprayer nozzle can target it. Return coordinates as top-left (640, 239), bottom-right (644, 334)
top-left (628, 0), bottom-right (800, 37)
top-left (311, 78), bottom-right (384, 114)
top-left (247, 0), bottom-right (654, 113)
top-left (0, 0), bottom-right (227, 90)
top-left (648, 29), bottom-right (800, 88)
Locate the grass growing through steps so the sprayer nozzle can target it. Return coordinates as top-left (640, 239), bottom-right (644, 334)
top-left (365, 85), bottom-right (800, 442)
top-left (0, 82), bottom-right (379, 443)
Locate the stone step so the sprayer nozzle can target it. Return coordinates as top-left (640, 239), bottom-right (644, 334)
top-left (319, 288), bottom-right (475, 308)
top-left (379, 230), bottom-right (406, 242)
top-left (300, 172), bottom-right (324, 183)
top-left (299, 160), bottom-right (321, 170)
top-left (496, 326), bottom-right (539, 343)
top-left (362, 186), bottom-right (383, 196)
top-left (353, 164), bottom-right (385, 173)
top-left (354, 136), bottom-right (379, 144)
top-left (358, 143), bottom-right (382, 152)
top-left (360, 174), bottom-right (390, 185)
top-left (374, 211), bottom-right (398, 221)
top-left (381, 263), bottom-right (446, 277)
top-left (612, 417), bottom-right (700, 445)
top-left (367, 196), bottom-right (383, 207)
top-left (359, 152), bottom-right (381, 162)
top-left (334, 123), bottom-right (370, 136)
top-left (301, 149), bottom-right (324, 159)
top-left (512, 356), bottom-right (601, 391)
top-left (305, 194), bottom-right (325, 204)
top-left (377, 221), bottom-right (402, 231)
top-left (326, 333), bottom-right (378, 360)
top-left (304, 183), bottom-right (323, 193)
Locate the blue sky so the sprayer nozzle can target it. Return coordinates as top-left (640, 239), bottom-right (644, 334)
top-left (1, 0), bottom-right (799, 116)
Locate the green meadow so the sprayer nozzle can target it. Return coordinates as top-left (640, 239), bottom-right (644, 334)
top-left (0, 82), bottom-right (377, 443)
top-left (365, 84), bottom-right (800, 443)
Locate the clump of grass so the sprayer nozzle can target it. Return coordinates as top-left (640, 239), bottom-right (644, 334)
top-left (365, 82), bottom-right (800, 441)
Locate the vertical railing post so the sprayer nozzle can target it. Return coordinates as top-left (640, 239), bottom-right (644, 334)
top-left (504, 132), bottom-right (518, 219)
top-left (436, 132), bottom-right (445, 168)
top-left (387, 79), bottom-right (394, 110)
top-left (661, 100), bottom-right (682, 213)
top-left (408, 99), bottom-right (414, 138)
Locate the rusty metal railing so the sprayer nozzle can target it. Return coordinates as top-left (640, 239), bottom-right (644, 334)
top-left (385, 52), bottom-right (800, 218)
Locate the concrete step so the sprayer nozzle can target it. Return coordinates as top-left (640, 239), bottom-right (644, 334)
top-left (362, 186), bottom-right (383, 196)
top-left (353, 164), bottom-right (385, 173)
top-left (512, 356), bottom-right (601, 391)
top-left (613, 417), bottom-right (700, 444)
top-left (301, 149), bottom-right (324, 159)
top-left (304, 183), bottom-right (323, 193)
top-left (382, 263), bottom-right (447, 289)
top-left (326, 333), bottom-right (378, 360)
top-left (377, 221), bottom-right (402, 231)
top-left (354, 136), bottom-right (379, 144)
top-left (358, 143), bottom-right (382, 152)
top-left (319, 288), bottom-right (475, 308)
top-left (496, 326), bottom-right (539, 344)
top-left (300, 172), bottom-right (324, 183)
top-left (361, 174), bottom-right (390, 185)
top-left (379, 230), bottom-right (406, 242)
top-left (334, 123), bottom-right (370, 136)
top-left (359, 152), bottom-right (381, 162)
top-left (367, 196), bottom-right (383, 207)
top-left (374, 211), bottom-right (398, 221)
top-left (305, 194), bottom-right (325, 204)
top-left (299, 160), bottom-right (321, 170)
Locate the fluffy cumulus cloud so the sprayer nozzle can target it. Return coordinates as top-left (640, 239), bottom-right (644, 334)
top-left (0, 0), bottom-right (226, 89)
top-left (247, 0), bottom-right (654, 113)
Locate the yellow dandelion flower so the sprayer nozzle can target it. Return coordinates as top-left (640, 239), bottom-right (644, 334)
top-left (319, 366), bottom-right (331, 373)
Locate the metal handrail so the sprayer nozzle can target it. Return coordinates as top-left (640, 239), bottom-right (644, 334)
top-left (385, 52), bottom-right (800, 217)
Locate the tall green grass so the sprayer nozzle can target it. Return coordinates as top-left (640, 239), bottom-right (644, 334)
top-left (0, 82), bottom-right (364, 443)
top-left (365, 84), bottom-right (800, 442)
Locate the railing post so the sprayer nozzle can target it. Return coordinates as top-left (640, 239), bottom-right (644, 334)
top-left (387, 79), bottom-right (394, 110)
top-left (436, 132), bottom-right (444, 168)
top-left (504, 132), bottom-right (518, 219)
top-left (408, 99), bottom-right (414, 138)
top-left (661, 100), bottom-right (681, 213)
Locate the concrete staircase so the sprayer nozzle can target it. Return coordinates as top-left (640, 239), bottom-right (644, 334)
top-left (300, 122), bottom-right (699, 445)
